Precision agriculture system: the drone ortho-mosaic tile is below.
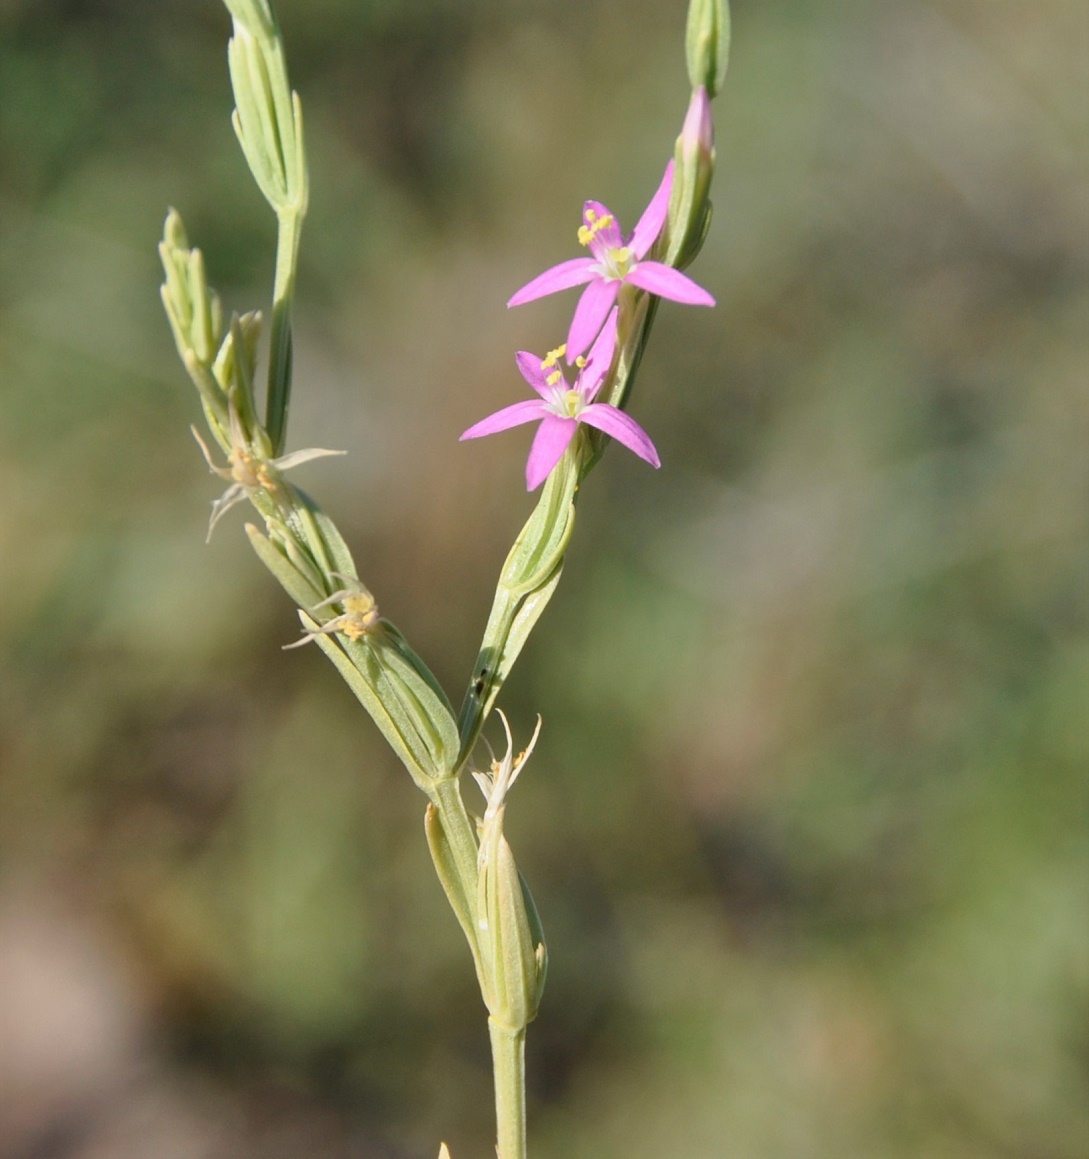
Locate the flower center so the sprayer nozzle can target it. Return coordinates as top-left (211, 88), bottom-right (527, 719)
top-left (229, 448), bottom-right (275, 491)
top-left (339, 591), bottom-right (380, 640)
top-left (600, 245), bottom-right (633, 281)
top-left (560, 389), bottom-right (583, 418)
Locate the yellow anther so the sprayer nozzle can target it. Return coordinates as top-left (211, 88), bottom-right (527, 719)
top-left (226, 449), bottom-right (278, 493)
top-left (574, 355), bottom-right (587, 369)
top-left (577, 213), bottom-right (614, 248)
top-left (540, 343), bottom-right (567, 370)
top-left (546, 370), bottom-right (563, 386)
top-left (285, 581), bottom-right (381, 650)
top-left (229, 450), bottom-right (258, 487)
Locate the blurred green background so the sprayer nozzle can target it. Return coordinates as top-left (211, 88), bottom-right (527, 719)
top-left (1, 1), bottom-right (1086, 1156)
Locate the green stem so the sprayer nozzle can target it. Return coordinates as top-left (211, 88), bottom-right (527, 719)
top-left (489, 1017), bottom-right (527, 1159)
top-left (266, 208), bottom-right (303, 454)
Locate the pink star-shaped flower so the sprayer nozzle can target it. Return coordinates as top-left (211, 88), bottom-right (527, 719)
top-left (507, 160), bottom-right (715, 359)
top-left (460, 308), bottom-right (660, 491)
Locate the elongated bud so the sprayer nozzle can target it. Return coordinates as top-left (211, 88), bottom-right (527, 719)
top-left (222, 0), bottom-right (276, 38)
top-left (159, 209), bottom-right (229, 443)
top-left (211, 311), bottom-right (266, 448)
top-left (224, 0), bottom-right (308, 215)
top-left (665, 87), bottom-right (715, 269)
top-left (685, 0), bottom-right (731, 98)
top-left (159, 209), bottom-right (224, 367)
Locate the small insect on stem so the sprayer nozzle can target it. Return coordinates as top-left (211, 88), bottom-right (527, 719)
top-left (284, 576), bottom-right (381, 649)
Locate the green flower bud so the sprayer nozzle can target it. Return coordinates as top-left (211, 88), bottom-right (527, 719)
top-left (159, 210), bottom-right (229, 442)
top-left (221, 0), bottom-right (276, 40)
top-left (225, 3), bottom-right (307, 215)
top-left (685, 0), bottom-right (731, 98)
top-left (159, 209), bottom-right (223, 367)
top-left (211, 311), bottom-right (265, 445)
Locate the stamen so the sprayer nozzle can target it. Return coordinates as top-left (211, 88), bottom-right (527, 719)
top-left (540, 344), bottom-right (567, 370)
top-left (546, 370), bottom-right (563, 386)
top-left (577, 212), bottom-right (614, 248)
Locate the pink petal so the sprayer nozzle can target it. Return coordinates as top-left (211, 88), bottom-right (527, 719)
top-left (578, 404), bottom-right (661, 468)
top-left (626, 260), bottom-right (715, 306)
top-left (526, 414), bottom-right (576, 490)
top-left (567, 278), bottom-right (619, 361)
top-left (576, 307), bottom-right (619, 402)
top-left (629, 161), bottom-right (674, 259)
top-left (515, 350), bottom-right (555, 399)
top-left (680, 88), bottom-right (713, 162)
top-left (507, 257), bottom-right (597, 307)
top-left (582, 200), bottom-right (623, 258)
top-left (461, 399), bottom-right (546, 441)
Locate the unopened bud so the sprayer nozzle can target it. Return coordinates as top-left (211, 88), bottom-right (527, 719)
top-left (685, 0), bottom-right (731, 99)
top-left (159, 210), bottom-right (229, 439)
top-left (680, 84), bottom-right (714, 163)
top-left (221, 0), bottom-right (276, 41)
top-left (211, 311), bottom-right (265, 445)
top-left (225, 2), bottom-right (308, 215)
top-left (665, 87), bottom-right (716, 269)
top-left (159, 209), bottom-right (224, 366)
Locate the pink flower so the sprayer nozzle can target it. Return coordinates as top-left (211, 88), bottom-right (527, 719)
top-left (507, 161), bottom-right (715, 359)
top-left (461, 309), bottom-right (660, 491)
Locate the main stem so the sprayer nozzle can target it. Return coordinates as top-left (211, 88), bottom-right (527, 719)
top-left (427, 773), bottom-right (531, 1157)
top-left (489, 1017), bottom-right (527, 1159)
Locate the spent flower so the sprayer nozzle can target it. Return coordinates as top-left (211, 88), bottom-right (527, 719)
top-left (461, 309), bottom-right (659, 491)
top-left (193, 409), bottom-right (344, 539)
top-left (472, 710), bottom-right (548, 1030)
top-left (285, 576), bottom-right (381, 649)
top-left (507, 161), bottom-right (714, 358)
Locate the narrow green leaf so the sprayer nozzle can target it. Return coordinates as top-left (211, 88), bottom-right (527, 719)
top-left (306, 620), bottom-right (435, 788)
top-left (424, 803), bottom-right (482, 970)
top-left (292, 486), bottom-right (356, 582)
top-left (347, 630), bottom-right (459, 777)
